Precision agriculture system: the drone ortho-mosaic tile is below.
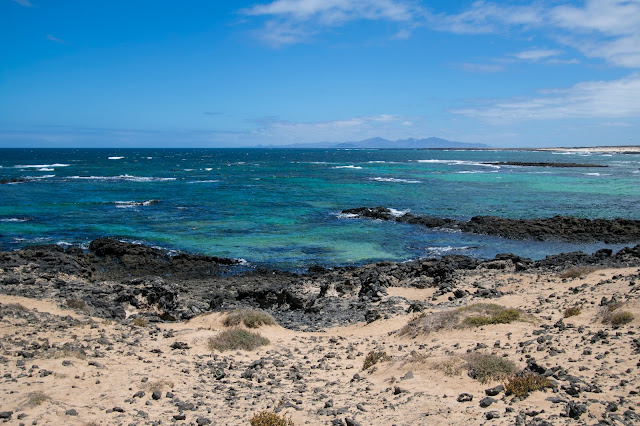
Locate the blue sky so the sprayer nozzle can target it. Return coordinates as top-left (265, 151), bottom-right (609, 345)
top-left (1, 0), bottom-right (639, 148)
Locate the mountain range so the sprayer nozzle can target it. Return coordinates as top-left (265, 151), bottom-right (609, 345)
top-left (261, 137), bottom-right (489, 149)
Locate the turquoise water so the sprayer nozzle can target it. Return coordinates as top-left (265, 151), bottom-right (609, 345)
top-left (1, 148), bottom-right (639, 270)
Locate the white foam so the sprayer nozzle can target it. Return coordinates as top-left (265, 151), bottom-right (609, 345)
top-left (0, 218), bottom-right (30, 222)
top-left (14, 163), bottom-right (70, 168)
top-left (333, 165), bottom-right (362, 169)
top-left (336, 213), bottom-right (360, 219)
top-left (189, 180), bottom-right (220, 183)
top-left (389, 208), bottom-right (410, 217)
top-left (69, 175), bottom-right (176, 182)
top-left (371, 177), bottom-right (420, 183)
top-left (204, 168), bottom-right (213, 171)
top-left (37, 168), bottom-right (54, 171)
top-left (426, 246), bottom-right (472, 254)
top-left (583, 173), bottom-right (612, 176)
top-left (108, 156), bottom-right (125, 160)
top-left (24, 175), bottom-right (56, 179)
top-left (114, 200), bottom-right (159, 208)
top-left (417, 159), bottom-right (501, 169)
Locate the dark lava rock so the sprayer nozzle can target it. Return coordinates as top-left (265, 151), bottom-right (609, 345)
top-left (485, 385), bottom-right (504, 396)
top-left (65, 409), bottom-right (78, 416)
top-left (342, 207), bottom-right (640, 243)
top-left (479, 397), bottom-right (496, 408)
top-left (564, 401), bottom-right (587, 419)
top-left (485, 411), bottom-right (500, 420)
top-left (0, 411), bottom-right (13, 420)
top-left (345, 418), bottom-right (362, 426)
top-left (457, 393), bottom-right (473, 402)
top-left (152, 391), bottom-right (162, 400)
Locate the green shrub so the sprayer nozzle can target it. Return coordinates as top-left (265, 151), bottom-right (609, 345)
top-left (505, 373), bottom-right (553, 398)
top-left (249, 411), bottom-right (294, 426)
top-left (362, 350), bottom-right (391, 370)
top-left (563, 306), bottom-right (582, 318)
top-left (398, 310), bottom-right (460, 337)
top-left (207, 329), bottom-right (269, 352)
top-left (459, 304), bottom-right (521, 327)
top-left (463, 353), bottom-right (517, 384)
top-left (224, 309), bottom-right (276, 328)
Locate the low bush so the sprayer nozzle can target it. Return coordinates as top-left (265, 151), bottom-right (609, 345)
top-left (27, 391), bottom-right (50, 406)
top-left (505, 373), bottom-right (553, 398)
top-left (66, 298), bottom-right (88, 311)
top-left (563, 306), bottom-right (582, 318)
top-left (399, 303), bottom-right (523, 337)
top-left (558, 266), bottom-right (599, 279)
top-left (132, 317), bottom-right (149, 327)
top-left (433, 356), bottom-right (464, 377)
top-left (460, 304), bottom-right (521, 327)
top-left (249, 411), bottom-right (294, 426)
top-left (362, 350), bottom-right (391, 370)
top-left (600, 304), bottom-right (635, 325)
top-left (463, 353), bottom-right (517, 384)
top-left (224, 309), bottom-right (276, 328)
top-left (610, 311), bottom-right (634, 325)
top-left (208, 329), bottom-right (270, 352)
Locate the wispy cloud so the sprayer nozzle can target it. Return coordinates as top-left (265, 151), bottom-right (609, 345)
top-left (10, 0), bottom-right (33, 6)
top-left (513, 49), bottom-right (562, 61)
top-left (454, 62), bottom-right (504, 73)
top-left (245, 113), bottom-right (421, 142)
top-left (431, 0), bottom-right (640, 68)
top-left (453, 74), bottom-right (640, 123)
top-left (46, 34), bottom-right (67, 44)
top-left (240, 0), bottom-right (421, 46)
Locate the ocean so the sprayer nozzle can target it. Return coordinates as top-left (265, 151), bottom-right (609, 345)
top-left (1, 148), bottom-right (639, 270)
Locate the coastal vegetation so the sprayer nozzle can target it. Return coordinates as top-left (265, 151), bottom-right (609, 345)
top-left (208, 329), bottom-right (270, 352)
top-left (223, 309), bottom-right (276, 328)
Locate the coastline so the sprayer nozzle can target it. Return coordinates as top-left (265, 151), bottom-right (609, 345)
top-left (534, 145), bottom-right (640, 154)
top-left (0, 236), bottom-right (639, 424)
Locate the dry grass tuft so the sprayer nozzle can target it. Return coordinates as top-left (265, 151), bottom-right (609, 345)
top-left (558, 265), bottom-right (600, 279)
top-left (208, 329), bottom-right (270, 352)
top-left (362, 350), bottom-right (391, 370)
top-left (132, 317), bottom-right (149, 327)
top-left (249, 411), bottom-right (294, 426)
top-left (463, 353), bottom-right (517, 384)
top-left (66, 298), bottom-right (88, 311)
top-left (433, 356), bottom-right (465, 377)
top-left (600, 304), bottom-right (635, 325)
top-left (399, 303), bottom-right (523, 337)
top-left (505, 373), bottom-right (553, 398)
top-left (142, 380), bottom-right (174, 393)
top-left (224, 309), bottom-right (276, 329)
top-left (563, 306), bottom-right (582, 318)
top-left (27, 391), bottom-right (50, 406)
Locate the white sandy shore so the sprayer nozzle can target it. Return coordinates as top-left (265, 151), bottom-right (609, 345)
top-left (535, 146), bottom-right (640, 154)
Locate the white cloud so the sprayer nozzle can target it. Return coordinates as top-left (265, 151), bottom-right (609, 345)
top-left (431, 0), bottom-right (640, 68)
top-left (10, 0), bottom-right (33, 6)
top-left (46, 34), bottom-right (66, 44)
top-left (453, 74), bottom-right (640, 123)
top-left (241, 0), bottom-right (420, 46)
top-left (514, 49), bottom-right (562, 61)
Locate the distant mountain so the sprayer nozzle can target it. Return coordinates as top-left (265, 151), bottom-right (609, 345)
top-left (266, 137), bottom-right (489, 149)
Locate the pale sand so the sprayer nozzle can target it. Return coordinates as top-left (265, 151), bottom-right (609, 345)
top-left (0, 266), bottom-right (639, 425)
top-left (536, 146), bottom-right (640, 154)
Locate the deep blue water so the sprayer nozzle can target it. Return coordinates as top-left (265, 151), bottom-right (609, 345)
top-left (1, 148), bottom-right (639, 270)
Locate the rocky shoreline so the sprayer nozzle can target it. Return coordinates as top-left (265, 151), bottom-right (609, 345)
top-left (1, 235), bottom-right (639, 330)
top-left (343, 207), bottom-right (640, 243)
